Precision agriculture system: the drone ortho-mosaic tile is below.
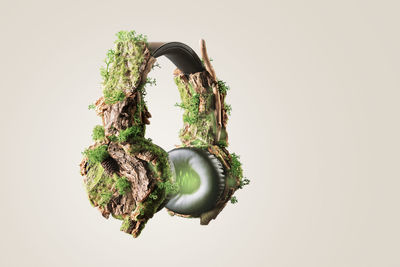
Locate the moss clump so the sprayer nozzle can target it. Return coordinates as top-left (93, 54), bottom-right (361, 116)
top-left (230, 153), bottom-right (243, 180)
top-left (92, 125), bottom-right (105, 141)
top-left (217, 80), bottom-right (230, 94)
top-left (99, 192), bottom-right (113, 206)
top-left (115, 175), bottom-right (130, 195)
top-left (120, 216), bottom-right (135, 232)
top-left (118, 125), bottom-right (143, 142)
top-left (224, 103), bottom-right (232, 116)
top-left (108, 134), bottom-right (118, 142)
top-left (103, 89), bottom-right (126, 104)
top-left (83, 145), bottom-right (109, 163)
top-left (227, 153), bottom-right (250, 191)
top-left (230, 196), bottom-right (238, 204)
top-left (226, 152), bottom-right (250, 191)
top-left (100, 30), bottom-right (148, 104)
top-left (134, 186), bottom-right (165, 221)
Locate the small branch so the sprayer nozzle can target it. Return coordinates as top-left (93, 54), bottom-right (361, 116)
top-left (200, 39), bottom-right (217, 81)
top-left (200, 39), bottom-right (222, 141)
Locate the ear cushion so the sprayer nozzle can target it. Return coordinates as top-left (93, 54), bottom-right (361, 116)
top-left (165, 147), bottom-right (225, 216)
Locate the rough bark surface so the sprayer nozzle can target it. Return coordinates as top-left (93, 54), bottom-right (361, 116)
top-left (166, 40), bottom-right (241, 224)
top-left (80, 43), bottom-right (168, 238)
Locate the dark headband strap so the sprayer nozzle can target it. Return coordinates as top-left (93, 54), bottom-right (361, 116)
top-left (148, 42), bottom-right (204, 74)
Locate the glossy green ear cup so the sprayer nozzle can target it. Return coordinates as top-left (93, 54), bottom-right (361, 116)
top-left (165, 148), bottom-right (225, 216)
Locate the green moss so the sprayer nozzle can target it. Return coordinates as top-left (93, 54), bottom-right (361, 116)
top-left (175, 92), bottom-right (200, 124)
top-left (158, 180), bottom-right (179, 196)
top-left (115, 30), bottom-right (147, 43)
top-left (174, 76), bottom-right (201, 125)
top-left (100, 30), bottom-right (148, 105)
top-left (230, 153), bottom-right (243, 178)
top-left (216, 140), bottom-right (228, 147)
top-left (92, 125), bottom-right (105, 141)
top-left (227, 176), bottom-right (237, 187)
top-left (174, 75), bottom-right (223, 146)
top-left (108, 134), bottom-right (118, 142)
top-left (227, 152), bottom-right (245, 191)
top-left (224, 103), bottom-right (232, 116)
top-left (115, 175), bottom-right (130, 195)
top-left (118, 125), bottom-right (143, 142)
top-left (120, 216), bottom-right (134, 232)
top-left (99, 192), bottom-right (113, 206)
top-left (188, 139), bottom-right (208, 148)
top-left (134, 77), bottom-right (156, 126)
top-left (217, 80), bottom-right (230, 94)
top-left (103, 89), bottom-right (126, 104)
top-left (149, 192), bottom-right (158, 200)
top-left (83, 145), bottom-right (109, 163)
top-left (134, 187), bottom-right (166, 221)
top-left (230, 196), bottom-right (238, 204)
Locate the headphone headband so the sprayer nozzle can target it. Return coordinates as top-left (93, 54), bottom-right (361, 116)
top-left (148, 42), bottom-right (204, 74)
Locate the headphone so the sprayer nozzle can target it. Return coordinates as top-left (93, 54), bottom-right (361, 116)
top-left (80, 31), bottom-right (246, 237)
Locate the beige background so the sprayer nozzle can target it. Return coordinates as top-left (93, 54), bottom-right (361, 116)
top-left (1, 0), bottom-right (399, 266)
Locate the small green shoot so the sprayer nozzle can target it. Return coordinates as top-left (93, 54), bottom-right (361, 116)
top-left (217, 80), bottom-right (230, 94)
top-left (230, 196), bottom-right (238, 204)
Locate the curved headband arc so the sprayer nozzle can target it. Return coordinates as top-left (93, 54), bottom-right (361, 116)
top-left (148, 42), bottom-right (204, 74)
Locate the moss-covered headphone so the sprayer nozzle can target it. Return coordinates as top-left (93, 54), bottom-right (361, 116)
top-left (80, 31), bottom-right (249, 238)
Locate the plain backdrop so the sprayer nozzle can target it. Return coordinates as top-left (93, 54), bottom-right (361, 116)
top-left (0, 0), bottom-right (399, 266)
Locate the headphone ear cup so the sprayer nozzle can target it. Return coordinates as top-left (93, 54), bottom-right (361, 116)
top-left (165, 147), bottom-right (225, 216)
